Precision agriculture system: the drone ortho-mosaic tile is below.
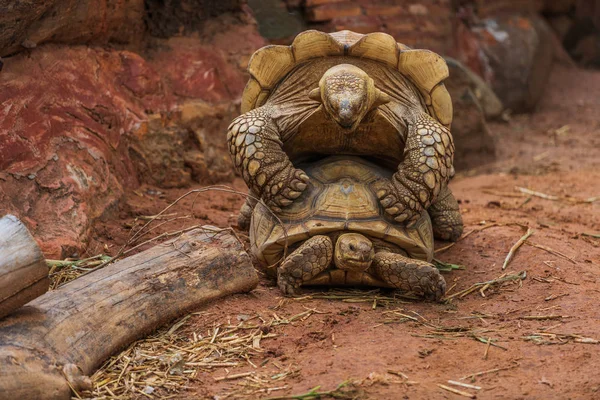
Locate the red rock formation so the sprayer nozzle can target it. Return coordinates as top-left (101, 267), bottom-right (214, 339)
top-left (0, 8), bottom-right (265, 258)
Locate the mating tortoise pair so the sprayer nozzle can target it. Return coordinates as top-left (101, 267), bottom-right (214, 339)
top-left (228, 30), bottom-right (463, 300)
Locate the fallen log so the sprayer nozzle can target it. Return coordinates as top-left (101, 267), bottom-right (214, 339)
top-left (0, 227), bottom-right (258, 399)
top-left (0, 214), bottom-right (49, 319)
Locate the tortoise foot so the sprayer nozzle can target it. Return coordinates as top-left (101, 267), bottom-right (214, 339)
top-left (372, 252), bottom-right (446, 301)
top-left (237, 201), bottom-right (254, 231)
top-left (375, 179), bottom-right (424, 226)
top-left (277, 235), bottom-right (333, 295)
top-left (267, 168), bottom-right (310, 210)
top-left (428, 186), bottom-right (464, 242)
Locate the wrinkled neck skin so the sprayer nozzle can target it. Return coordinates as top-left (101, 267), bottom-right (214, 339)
top-left (308, 64), bottom-right (390, 133)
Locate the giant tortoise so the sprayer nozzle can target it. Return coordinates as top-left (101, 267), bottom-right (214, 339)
top-left (228, 29), bottom-right (463, 241)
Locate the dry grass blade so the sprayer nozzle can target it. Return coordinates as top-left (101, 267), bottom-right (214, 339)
top-left (460, 363), bottom-right (520, 381)
top-left (214, 371), bottom-right (255, 381)
top-left (444, 271), bottom-right (526, 300)
top-left (438, 384), bottom-right (476, 398)
top-left (502, 228), bottom-right (534, 270)
top-left (264, 380), bottom-right (357, 400)
top-left (46, 255), bottom-right (112, 289)
top-left (447, 380), bottom-right (481, 390)
top-left (433, 258), bottom-right (466, 272)
top-left (522, 332), bottom-right (599, 345)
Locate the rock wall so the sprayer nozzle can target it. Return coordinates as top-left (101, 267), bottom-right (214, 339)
top-left (0, 4), bottom-right (265, 258)
top-left (545, 0), bottom-right (600, 67)
top-left (279, 0), bottom-right (454, 54)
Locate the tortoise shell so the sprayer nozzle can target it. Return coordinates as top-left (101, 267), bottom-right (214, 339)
top-left (242, 30), bottom-right (452, 128)
top-left (250, 156), bottom-right (435, 277)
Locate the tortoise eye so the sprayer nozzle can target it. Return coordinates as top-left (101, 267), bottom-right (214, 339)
top-left (349, 244), bottom-right (356, 251)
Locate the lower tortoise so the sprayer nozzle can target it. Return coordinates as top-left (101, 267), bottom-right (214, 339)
top-left (250, 156), bottom-right (454, 301)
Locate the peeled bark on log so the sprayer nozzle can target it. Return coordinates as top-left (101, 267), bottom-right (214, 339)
top-left (0, 214), bottom-right (49, 320)
top-left (0, 227), bottom-right (258, 400)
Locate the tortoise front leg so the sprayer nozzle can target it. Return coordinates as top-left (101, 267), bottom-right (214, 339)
top-left (377, 113), bottom-right (455, 225)
top-left (428, 185), bottom-right (463, 241)
top-left (277, 235), bottom-right (333, 295)
top-left (372, 252), bottom-right (446, 301)
top-left (228, 106), bottom-right (310, 212)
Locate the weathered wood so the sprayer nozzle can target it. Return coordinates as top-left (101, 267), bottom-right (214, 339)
top-left (0, 214), bottom-right (49, 320)
top-left (0, 227), bottom-right (258, 400)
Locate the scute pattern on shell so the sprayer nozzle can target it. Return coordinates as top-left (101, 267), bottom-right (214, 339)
top-left (241, 30), bottom-right (453, 128)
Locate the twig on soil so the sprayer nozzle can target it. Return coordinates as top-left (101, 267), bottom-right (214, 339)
top-left (482, 189), bottom-right (524, 198)
top-left (525, 241), bottom-right (576, 264)
top-left (519, 315), bottom-right (566, 320)
top-left (460, 363), bottom-right (520, 381)
top-left (438, 384), bottom-right (476, 398)
top-left (483, 337), bottom-right (492, 359)
top-left (502, 228), bottom-right (534, 270)
top-left (581, 232), bottom-right (600, 239)
top-left (387, 370), bottom-right (409, 380)
top-left (544, 293), bottom-right (569, 301)
top-left (515, 187), bottom-right (559, 201)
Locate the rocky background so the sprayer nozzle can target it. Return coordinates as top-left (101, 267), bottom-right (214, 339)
top-left (0, 0), bottom-right (596, 258)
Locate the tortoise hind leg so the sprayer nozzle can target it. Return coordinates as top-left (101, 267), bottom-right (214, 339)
top-left (428, 185), bottom-right (463, 242)
top-left (237, 191), bottom-right (258, 231)
top-left (277, 235), bottom-right (333, 295)
top-left (372, 252), bottom-right (446, 301)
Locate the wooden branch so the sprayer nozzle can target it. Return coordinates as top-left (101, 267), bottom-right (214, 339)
top-left (0, 227), bottom-right (258, 400)
top-left (0, 214), bottom-right (49, 319)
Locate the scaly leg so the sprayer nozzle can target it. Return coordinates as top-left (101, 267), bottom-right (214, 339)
top-left (376, 113), bottom-right (455, 225)
top-left (277, 235), bottom-right (333, 295)
top-left (428, 185), bottom-right (463, 241)
top-left (228, 105), bottom-right (310, 211)
top-left (372, 252), bottom-right (446, 301)
top-left (237, 190), bottom-right (258, 231)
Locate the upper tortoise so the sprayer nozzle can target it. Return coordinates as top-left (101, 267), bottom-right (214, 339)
top-left (228, 30), bottom-right (463, 241)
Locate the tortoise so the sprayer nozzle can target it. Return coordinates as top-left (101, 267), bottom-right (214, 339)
top-left (229, 30), bottom-right (463, 242)
top-left (250, 156), bottom-right (446, 301)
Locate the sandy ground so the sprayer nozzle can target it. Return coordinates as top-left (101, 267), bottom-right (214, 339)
top-left (86, 65), bottom-right (600, 399)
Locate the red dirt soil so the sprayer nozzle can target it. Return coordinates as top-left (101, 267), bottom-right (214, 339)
top-left (87, 65), bottom-right (600, 399)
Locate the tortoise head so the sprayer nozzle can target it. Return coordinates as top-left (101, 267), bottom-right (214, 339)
top-left (309, 64), bottom-right (390, 132)
top-left (334, 233), bottom-right (375, 272)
